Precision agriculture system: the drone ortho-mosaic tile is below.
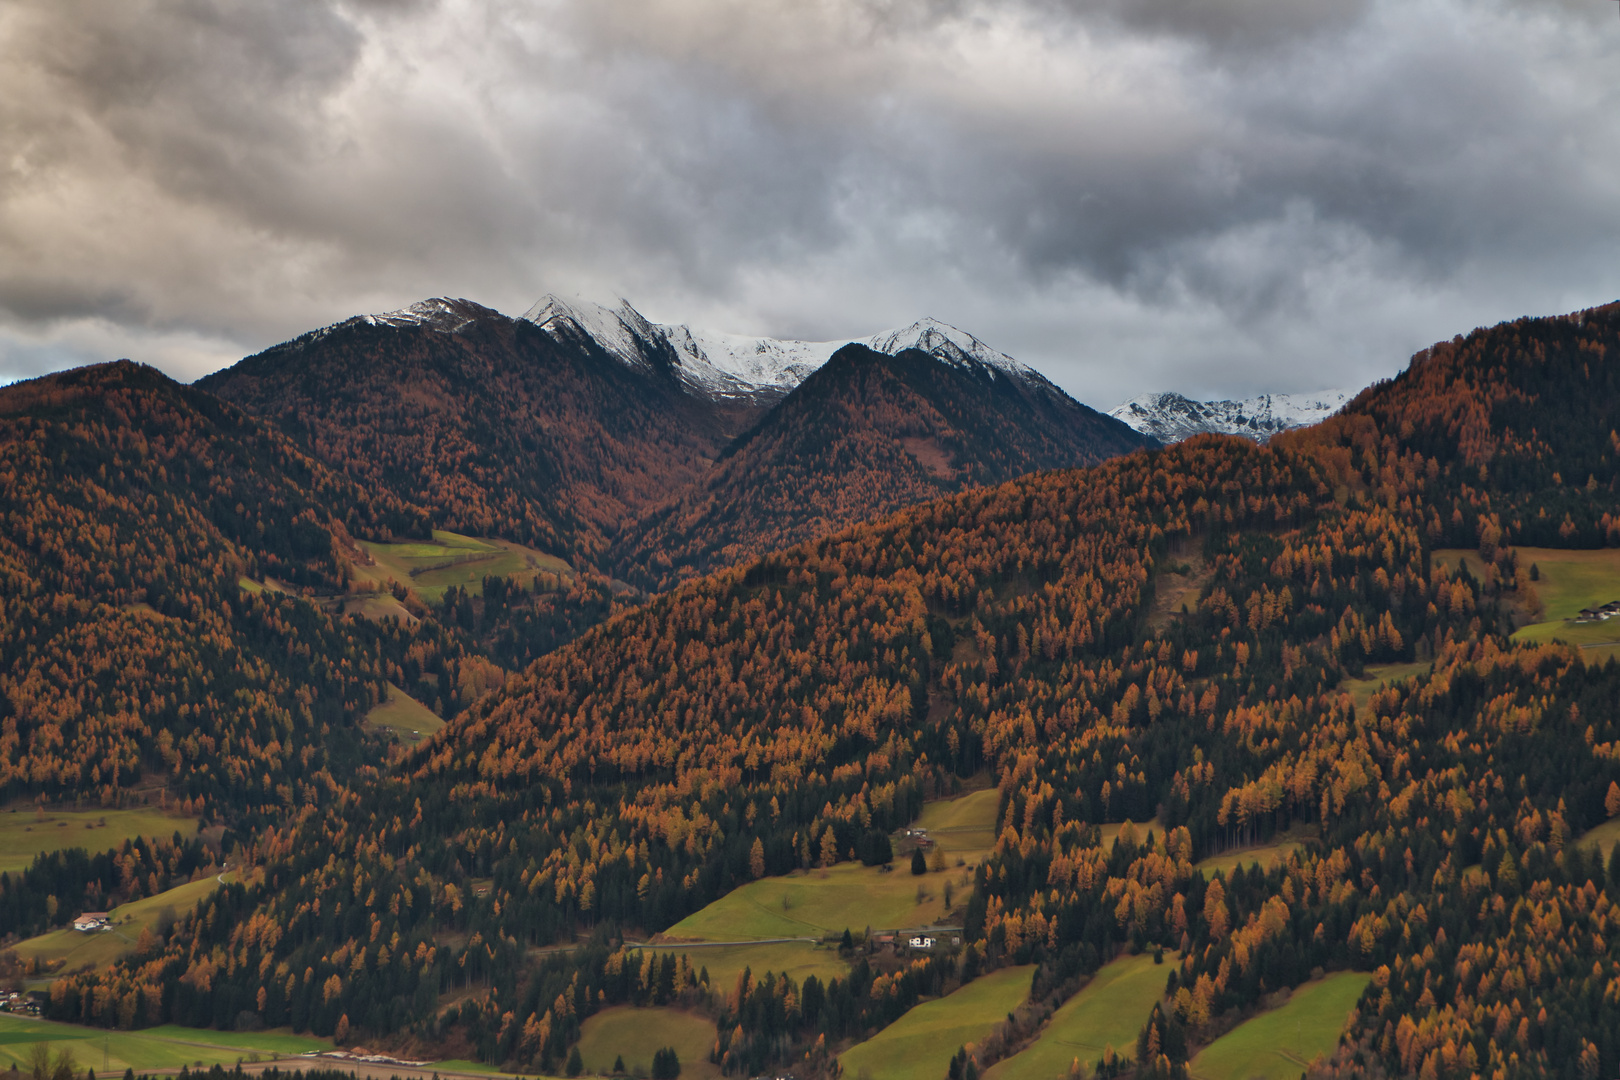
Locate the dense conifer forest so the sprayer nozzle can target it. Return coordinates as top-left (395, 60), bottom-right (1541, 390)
top-left (7, 303), bottom-right (1620, 1079)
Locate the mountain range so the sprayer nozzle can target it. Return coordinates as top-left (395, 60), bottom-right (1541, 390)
top-left (1107, 388), bottom-right (1351, 444)
top-left (8, 297), bottom-right (1620, 1079)
top-left (521, 294), bottom-right (1049, 407)
top-left (202, 295), bottom-right (1152, 586)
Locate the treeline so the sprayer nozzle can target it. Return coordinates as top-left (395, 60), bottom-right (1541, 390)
top-left (1284, 301), bottom-right (1620, 551)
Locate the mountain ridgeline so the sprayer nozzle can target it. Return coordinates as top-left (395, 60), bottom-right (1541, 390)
top-left (202, 297), bottom-right (1153, 587)
top-left (198, 299), bottom-right (737, 566)
top-left (13, 301), bottom-right (1620, 1080)
top-left (613, 342), bottom-right (1150, 590)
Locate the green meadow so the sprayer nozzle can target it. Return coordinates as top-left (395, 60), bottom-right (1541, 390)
top-left (573, 1006), bottom-right (721, 1079)
top-left (1337, 660), bottom-right (1432, 714)
top-left (660, 788), bottom-right (998, 1001)
top-left (0, 806), bottom-right (197, 875)
top-left (838, 965), bottom-right (1033, 1080)
top-left (985, 953), bottom-right (1169, 1080)
top-left (914, 787), bottom-right (1001, 863)
top-left (1507, 546), bottom-right (1620, 648)
top-left (14, 873), bottom-right (231, 972)
top-left (1195, 841), bottom-right (1306, 880)
top-left (0, 1013), bottom-right (328, 1073)
top-left (665, 859), bottom-right (953, 943)
top-left (355, 530), bottom-right (571, 604)
top-left (1430, 546), bottom-right (1620, 651)
top-left (670, 941), bottom-right (848, 994)
top-left (1576, 816), bottom-right (1620, 858)
top-left (1188, 972), bottom-right (1370, 1080)
top-left (364, 684), bottom-right (446, 745)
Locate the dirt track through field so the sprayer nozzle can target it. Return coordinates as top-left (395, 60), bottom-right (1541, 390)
top-left (135, 1061), bottom-right (503, 1080)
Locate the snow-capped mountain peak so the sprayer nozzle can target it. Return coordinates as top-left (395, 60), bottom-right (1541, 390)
top-left (361, 298), bottom-right (482, 333)
top-left (1108, 389), bottom-right (1350, 444)
top-left (520, 296), bottom-right (1049, 403)
top-left (521, 294), bottom-right (666, 371)
top-left (865, 318), bottom-right (1036, 381)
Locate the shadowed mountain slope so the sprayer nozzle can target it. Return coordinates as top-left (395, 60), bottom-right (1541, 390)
top-left (199, 299), bottom-right (735, 564)
top-left (613, 342), bottom-right (1153, 589)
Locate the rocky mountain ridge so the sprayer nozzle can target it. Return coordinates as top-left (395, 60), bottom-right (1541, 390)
top-left (521, 294), bottom-right (1057, 407)
top-left (1108, 388), bottom-right (1350, 443)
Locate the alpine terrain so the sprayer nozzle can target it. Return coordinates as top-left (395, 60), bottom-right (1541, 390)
top-left (6, 301), bottom-right (1620, 1080)
top-left (1109, 389), bottom-right (1351, 444)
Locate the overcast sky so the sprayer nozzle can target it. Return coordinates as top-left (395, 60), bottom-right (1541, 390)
top-left (2, 0), bottom-right (1617, 406)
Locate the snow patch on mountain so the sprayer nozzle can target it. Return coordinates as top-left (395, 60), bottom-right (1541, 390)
top-left (522, 295), bottom-right (666, 371)
top-left (1108, 389), bottom-right (1350, 444)
top-left (362, 298), bottom-right (480, 334)
top-left (521, 295), bottom-right (1050, 403)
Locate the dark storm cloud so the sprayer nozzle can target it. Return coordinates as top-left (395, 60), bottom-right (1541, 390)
top-left (2, 0), bottom-right (1618, 405)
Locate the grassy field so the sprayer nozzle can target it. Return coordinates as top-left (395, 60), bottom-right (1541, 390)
top-left (339, 593), bottom-right (417, 625)
top-left (1195, 842), bottom-right (1306, 880)
top-left (666, 860), bottom-right (952, 943)
top-left (573, 1006), bottom-right (721, 1079)
top-left (1337, 660), bottom-right (1432, 714)
top-left (1188, 972), bottom-right (1370, 1080)
top-left (985, 953), bottom-right (1170, 1080)
top-left (1431, 546), bottom-right (1620, 651)
top-left (1576, 816), bottom-right (1620, 858)
top-left (838, 965), bottom-right (1034, 1080)
top-left (673, 941), bottom-right (849, 992)
top-left (0, 805), bottom-right (198, 874)
top-left (0, 1013), bottom-right (328, 1073)
top-left (661, 787), bottom-right (997, 1008)
top-left (355, 530), bottom-right (571, 604)
top-left (1098, 819), bottom-right (1165, 849)
top-left (14, 873), bottom-right (229, 972)
top-left (364, 684), bottom-right (445, 745)
top-left (915, 788), bottom-right (1001, 864)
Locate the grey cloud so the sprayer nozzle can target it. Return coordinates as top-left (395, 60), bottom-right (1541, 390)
top-left (1079, 0), bottom-right (1374, 53)
top-left (1, 0), bottom-right (1618, 408)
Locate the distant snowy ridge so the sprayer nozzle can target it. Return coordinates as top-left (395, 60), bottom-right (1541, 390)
top-left (521, 294), bottom-right (1053, 403)
top-left (1108, 389), bottom-right (1350, 444)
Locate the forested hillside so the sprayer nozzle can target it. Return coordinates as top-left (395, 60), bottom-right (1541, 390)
top-left (613, 343), bottom-right (1150, 590)
top-left (0, 361), bottom-right (408, 818)
top-left (24, 303), bottom-right (1620, 1080)
top-left (1311, 302), bottom-right (1620, 549)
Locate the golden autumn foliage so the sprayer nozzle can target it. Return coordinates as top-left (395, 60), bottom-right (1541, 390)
top-left (42, 303), bottom-right (1620, 1079)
